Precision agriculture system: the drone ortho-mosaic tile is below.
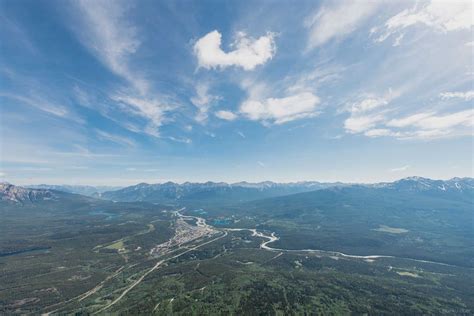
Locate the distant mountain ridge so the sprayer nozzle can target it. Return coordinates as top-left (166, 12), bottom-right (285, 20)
top-left (98, 180), bottom-right (346, 204)
top-left (98, 177), bottom-right (474, 205)
top-left (27, 184), bottom-right (122, 197)
top-left (368, 177), bottom-right (474, 203)
top-left (4, 177), bottom-right (472, 206)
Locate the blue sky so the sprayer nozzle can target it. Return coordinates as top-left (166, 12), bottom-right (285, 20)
top-left (0, 0), bottom-right (473, 185)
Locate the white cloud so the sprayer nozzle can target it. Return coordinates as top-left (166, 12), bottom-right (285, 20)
top-left (374, 0), bottom-right (473, 44)
top-left (360, 109), bottom-right (474, 140)
top-left (388, 110), bottom-right (474, 130)
top-left (111, 94), bottom-right (169, 137)
top-left (240, 92), bottom-right (320, 124)
top-left (343, 87), bottom-right (473, 140)
top-left (345, 113), bottom-right (386, 134)
top-left (440, 90), bottom-right (474, 101)
top-left (194, 30), bottom-right (276, 70)
top-left (215, 110), bottom-right (238, 121)
top-left (305, 2), bottom-right (379, 49)
top-left (387, 112), bottom-right (436, 128)
top-left (350, 97), bottom-right (388, 113)
top-left (392, 33), bottom-right (404, 47)
top-left (409, 109), bottom-right (473, 130)
top-left (347, 89), bottom-right (400, 114)
top-left (166, 136), bottom-right (192, 144)
top-left (344, 89), bottom-right (399, 133)
top-left (390, 165), bottom-right (410, 172)
top-left (364, 128), bottom-right (399, 138)
top-left (191, 83), bottom-right (220, 123)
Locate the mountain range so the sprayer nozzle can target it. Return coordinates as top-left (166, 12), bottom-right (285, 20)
top-left (27, 184), bottom-right (122, 197)
top-left (3, 177), bottom-right (473, 205)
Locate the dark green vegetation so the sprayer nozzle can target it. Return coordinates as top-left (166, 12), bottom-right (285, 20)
top-left (238, 185), bottom-right (474, 268)
top-left (1, 178), bottom-right (473, 314)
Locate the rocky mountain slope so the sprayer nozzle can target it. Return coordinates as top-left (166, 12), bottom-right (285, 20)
top-left (0, 183), bottom-right (56, 204)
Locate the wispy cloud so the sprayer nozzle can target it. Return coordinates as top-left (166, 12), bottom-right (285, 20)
top-left (305, 1), bottom-right (379, 50)
top-left (388, 109), bottom-right (474, 131)
top-left (73, 0), bottom-right (173, 137)
top-left (215, 110), bottom-right (238, 121)
top-left (191, 83), bottom-right (221, 123)
top-left (372, 0), bottom-right (473, 45)
top-left (344, 86), bottom-right (473, 140)
top-left (361, 109), bottom-right (473, 140)
top-left (95, 129), bottom-right (136, 147)
top-left (344, 89), bottom-right (400, 134)
top-left (0, 78), bottom-right (84, 124)
top-left (390, 165), bottom-right (410, 172)
top-left (194, 30), bottom-right (276, 70)
top-left (75, 0), bottom-right (145, 93)
top-left (54, 145), bottom-right (123, 159)
top-left (1, 93), bottom-right (68, 118)
top-left (166, 136), bottom-right (192, 144)
top-left (440, 90), bottom-right (474, 101)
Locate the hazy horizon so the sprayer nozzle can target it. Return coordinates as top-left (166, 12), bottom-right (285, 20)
top-left (4, 174), bottom-right (472, 187)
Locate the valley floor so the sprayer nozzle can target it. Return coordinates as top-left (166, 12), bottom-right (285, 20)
top-left (1, 206), bottom-right (473, 315)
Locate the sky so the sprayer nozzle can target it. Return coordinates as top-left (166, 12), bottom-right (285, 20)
top-left (0, 0), bottom-right (473, 186)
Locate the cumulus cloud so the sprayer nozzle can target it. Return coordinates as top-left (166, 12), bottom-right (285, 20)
top-left (373, 0), bottom-right (473, 45)
top-left (215, 110), bottom-right (238, 121)
top-left (240, 92), bottom-right (320, 124)
top-left (440, 90), bottom-right (474, 101)
top-left (194, 30), bottom-right (276, 70)
top-left (191, 83), bottom-right (220, 123)
top-left (305, 1), bottom-right (379, 49)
